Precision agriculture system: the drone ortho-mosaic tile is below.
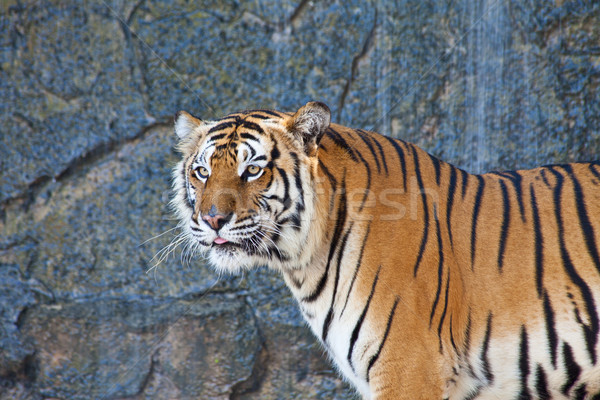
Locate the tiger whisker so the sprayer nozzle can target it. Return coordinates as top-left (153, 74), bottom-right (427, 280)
top-left (139, 226), bottom-right (179, 246)
top-left (148, 232), bottom-right (188, 271)
top-left (255, 232), bottom-right (273, 256)
top-left (258, 223), bottom-right (295, 244)
top-left (149, 233), bottom-right (184, 263)
top-left (255, 216), bottom-right (303, 231)
top-left (248, 235), bottom-right (267, 256)
top-left (254, 229), bottom-right (284, 259)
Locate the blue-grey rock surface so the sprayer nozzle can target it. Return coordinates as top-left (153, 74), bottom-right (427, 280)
top-left (1, 1), bottom-right (598, 399)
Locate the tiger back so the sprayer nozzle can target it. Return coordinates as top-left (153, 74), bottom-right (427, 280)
top-left (171, 101), bottom-right (600, 399)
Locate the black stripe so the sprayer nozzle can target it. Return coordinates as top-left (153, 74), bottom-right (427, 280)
top-left (535, 364), bottom-right (551, 400)
top-left (449, 314), bottom-right (458, 353)
top-left (228, 221), bottom-right (254, 231)
top-left (322, 223), bottom-right (354, 342)
top-left (562, 165), bottom-right (600, 274)
top-left (518, 326), bottom-right (532, 400)
top-left (481, 312), bottom-right (494, 383)
top-left (446, 166), bottom-right (458, 249)
top-left (561, 342), bottom-right (581, 395)
top-left (183, 155), bottom-right (194, 210)
top-left (193, 239), bottom-right (213, 247)
top-left (437, 269), bottom-right (451, 353)
top-left (543, 291), bottom-right (558, 368)
top-left (318, 161), bottom-right (337, 190)
top-left (380, 135), bottom-right (407, 190)
top-left (248, 113), bottom-right (270, 119)
top-left (208, 121), bottom-right (236, 134)
top-left (574, 385), bottom-right (587, 400)
top-left (463, 387), bottom-right (482, 400)
top-left (430, 154), bottom-right (442, 186)
top-left (275, 215), bottom-right (300, 232)
top-left (257, 196), bottom-right (271, 213)
top-left (464, 309), bottom-right (472, 354)
top-left (366, 296), bottom-right (399, 381)
top-left (207, 133), bottom-right (228, 143)
top-left (290, 152), bottom-right (305, 215)
top-left (429, 215), bottom-right (445, 327)
top-left (498, 171), bottom-right (526, 222)
top-left (248, 109), bottom-right (282, 118)
top-left (413, 147), bottom-right (431, 276)
top-left (302, 175), bottom-right (347, 303)
top-left (540, 169), bottom-right (552, 188)
top-left (240, 132), bottom-right (261, 142)
top-left (549, 167), bottom-right (598, 364)
top-left (235, 109), bottom-right (282, 118)
top-left (368, 132), bottom-right (389, 175)
top-left (318, 161), bottom-right (338, 214)
top-left (347, 265), bottom-right (381, 371)
top-left (460, 168), bottom-right (469, 199)
top-left (470, 175), bottom-right (485, 270)
top-left (239, 120), bottom-right (264, 134)
top-left (340, 222), bottom-right (372, 317)
top-left (352, 148), bottom-right (372, 212)
top-left (214, 143), bottom-right (231, 152)
top-left (262, 194), bottom-right (285, 203)
top-left (464, 309), bottom-right (477, 379)
top-left (325, 128), bottom-right (359, 162)
top-left (269, 142), bottom-right (281, 165)
top-left (276, 167), bottom-right (292, 211)
top-left (246, 143), bottom-right (257, 159)
top-left (356, 129), bottom-right (381, 173)
top-left (218, 114), bottom-right (242, 121)
top-left (289, 274), bottom-right (303, 289)
top-left (530, 184), bottom-right (544, 297)
top-left (497, 179), bottom-right (511, 272)
top-left (590, 163), bottom-right (600, 182)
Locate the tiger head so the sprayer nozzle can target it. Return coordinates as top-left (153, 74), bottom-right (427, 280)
top-left (171, 102), bottom-right (331, 273)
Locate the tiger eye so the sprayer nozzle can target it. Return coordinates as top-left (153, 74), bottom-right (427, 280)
top-left (247, 165), bottom-right (261, 175)
top-left (195, 166), bottom-right (209, 179)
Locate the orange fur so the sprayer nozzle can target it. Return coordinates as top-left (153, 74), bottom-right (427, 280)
top-left (172, 102), bottom-right (600, 399)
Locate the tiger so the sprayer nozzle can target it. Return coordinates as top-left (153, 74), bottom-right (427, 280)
top-left (171, 101), bottom-right (600, 399)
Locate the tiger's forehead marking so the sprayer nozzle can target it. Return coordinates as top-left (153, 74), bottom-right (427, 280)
top-left (196, 110), bottom-right (282, 167)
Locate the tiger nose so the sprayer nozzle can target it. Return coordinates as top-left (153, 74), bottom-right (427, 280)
top-left (202, 213), bottom-right (230, 231)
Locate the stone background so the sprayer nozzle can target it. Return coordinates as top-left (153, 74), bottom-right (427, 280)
top-left (1, 1), bottom-right (598, 399)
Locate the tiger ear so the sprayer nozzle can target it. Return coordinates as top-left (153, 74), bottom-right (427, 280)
top-left (287, 101), bottom-right (331, 156)
top-left (174, 110), bottom-right (203, 139)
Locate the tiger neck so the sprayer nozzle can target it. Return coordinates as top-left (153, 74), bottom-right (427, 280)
top-left (279, 135), bottom-right (358, 321)
top-left (278, 126), bottom-right (471, 335)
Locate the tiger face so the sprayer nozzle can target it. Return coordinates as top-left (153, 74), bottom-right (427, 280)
top-left (171, 102), bottom-right (331, 273)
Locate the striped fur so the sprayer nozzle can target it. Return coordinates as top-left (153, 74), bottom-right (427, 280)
top-left (171, 102), bottom-right (600, 399)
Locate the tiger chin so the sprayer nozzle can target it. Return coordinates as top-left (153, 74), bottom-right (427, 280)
top-left (171, 101), bottom-right (600, 399)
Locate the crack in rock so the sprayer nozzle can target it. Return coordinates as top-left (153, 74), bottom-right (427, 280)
top-left (337, 8), bottom-right (378, 122)
top-left (0, 120), bottom-right (170, 212)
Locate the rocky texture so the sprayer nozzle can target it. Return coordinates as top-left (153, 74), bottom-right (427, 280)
top-left (20, 296), bottom-right (261, 399)
top-left (0, 1), bottom-right (598, 399)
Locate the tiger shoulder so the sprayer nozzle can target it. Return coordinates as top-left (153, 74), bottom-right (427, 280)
top-left (171, 101), bottom-right (600, 399)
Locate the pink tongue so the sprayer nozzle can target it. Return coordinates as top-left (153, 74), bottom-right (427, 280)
top-left (214, 237), bottom-right (228, 245)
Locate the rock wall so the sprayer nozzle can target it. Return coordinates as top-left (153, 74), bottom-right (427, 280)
top-left (1, 1), bottom-right (598, 399)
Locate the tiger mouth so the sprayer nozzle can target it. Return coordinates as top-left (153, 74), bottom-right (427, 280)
top-left (210, 236), bottom-right (269, 257)
top-left (212, 240), bottom-right (239, 250)
top-left (211, 241), bottom-right (241, 257)
top-left (211, 239), bottom-right (253, 253)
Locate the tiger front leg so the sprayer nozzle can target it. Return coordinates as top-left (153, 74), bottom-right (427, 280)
top-left (367, 351), bottom-right (448, 399)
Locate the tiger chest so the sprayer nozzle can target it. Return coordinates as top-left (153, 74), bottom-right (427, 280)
top-left (296, 290), bottom-right (378, 399)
